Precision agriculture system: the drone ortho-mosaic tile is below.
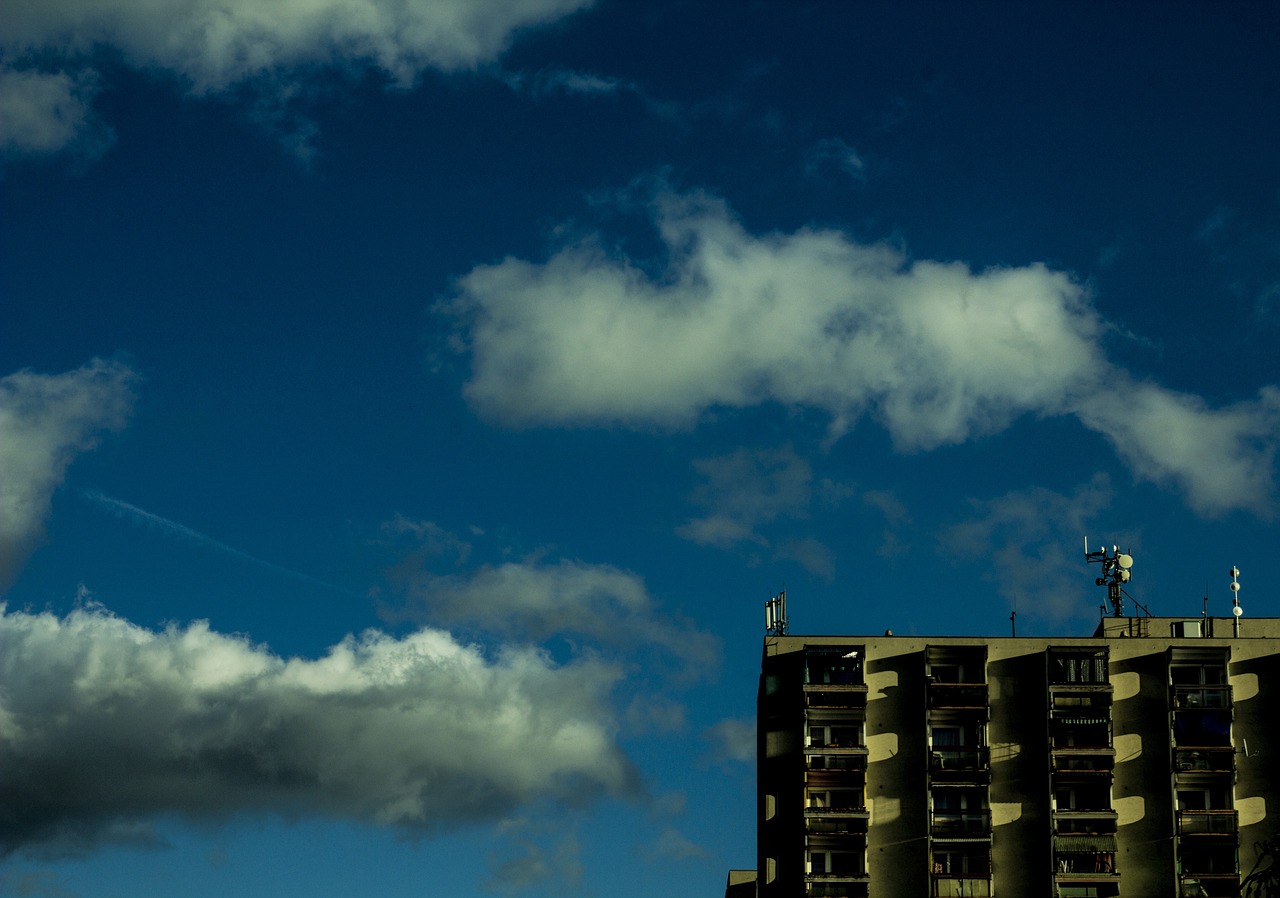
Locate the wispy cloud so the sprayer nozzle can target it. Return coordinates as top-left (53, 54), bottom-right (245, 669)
top-left (805, 136), bottom-right (866, 183)
top-left (677, 445), bottom-right (840, 578)
top-left (940, 474), bottom-right (1119, 621)
top-left (388, 557), bottom-right (719, 679)
top-left (504, 67), bottom-right (631, 99)
top-left (0, 603), bottom-right (637, 857)
top-left (678, 446), bottom-right (813, 548)
top-left (448, 185), bottom-right (1280, 516)
top-left (0, 67), bottom-right (113, 159)
top-left (702, 717), bottom-right (755, 765)
top-left (0, 359), bottom-right (137, 589)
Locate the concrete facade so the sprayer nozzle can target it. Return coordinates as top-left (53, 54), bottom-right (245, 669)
top-left (753, 616), bottom-right (1278, 898)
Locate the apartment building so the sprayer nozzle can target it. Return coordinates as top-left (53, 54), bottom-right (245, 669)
top-left (748, 613), bottom-right (1277, 898)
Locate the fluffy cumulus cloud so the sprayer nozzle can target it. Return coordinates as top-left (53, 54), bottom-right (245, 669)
top-left (0, 0), bottom-right (592, 154)
top-left (450, 188), bottom-right (1280, 515)
top-left (0, 359), bottom-right (138, 589)
top-left (0, 603), bottom-right (636, 856)
top-left (394, 559), bottom-right (719, 678)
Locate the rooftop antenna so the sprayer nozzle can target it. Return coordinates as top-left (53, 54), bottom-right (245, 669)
top-left (1084, 536), bottom-right (1135, 617)
top-left (765, 589), bottom-right (788, 636)
top-left (1010, 594), bottom-right (1017, 637)
top-left (1229, 566), bottom-right (1242, 637)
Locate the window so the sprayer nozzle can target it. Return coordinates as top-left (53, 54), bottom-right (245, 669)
top-left (1171, 665), bottom-right (1226, 686)
top-left (932, 726), bottom-right (962, 747)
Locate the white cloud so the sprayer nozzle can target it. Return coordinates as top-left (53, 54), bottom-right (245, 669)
top-left (702, 717), bottom-right (755, 765)
top-left (0, 359), bottom-right (138, 589)
top-left (940, 474), bottom-right (1118, 621)
top-left (0, 0), bottom-right (593, 154)
top-left (1076, 379), bottom-right (1280, 517)
top-left (394, 559), bottom-right (718, 678)
top-left (0, 66), bottom-right (112, 157)
top-left (504, 67), bottom-right (630, 98)
top-left (452, 189), bottom-right (1104, 443)
top-left (449, 187), bottom-right (1280, 515)
top-left (0, 603), bottom-right (636, 856)
top-left (0, 0), bottom-right (592, 89)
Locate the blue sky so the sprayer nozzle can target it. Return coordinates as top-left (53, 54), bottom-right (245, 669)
top-left (2, 1), bottom-right (1278, 895)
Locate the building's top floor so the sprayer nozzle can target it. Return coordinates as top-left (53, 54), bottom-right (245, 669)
top-left (1094, 615), bottom-right (1280, 639)
top-left (761, 618), bottom-right (1279, 682)
top-left (764, 615), bottom-right (1280, 658)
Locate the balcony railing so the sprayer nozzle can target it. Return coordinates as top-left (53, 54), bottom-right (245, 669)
top-left (1053, 809), bottom-right (1119, 834)
top-left (806, 750), bottom-right (869, 772)
top-left (1051, 749), bottom-right (1115, 774)
top-left (1177, 809), bottom-right (1239, 835)
top-left (1178, 873), bottom-right (1240, 897)
top-left (804, 682), bottom-right (869, 708)
top-left (932, 874), bottom-right (991, 897)
top-left (931, 811), bottom-right (992, 837)
top-left (805, 872), bottom-right (871, 884)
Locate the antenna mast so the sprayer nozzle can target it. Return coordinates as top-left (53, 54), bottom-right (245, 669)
top-left (1229, 566), bottom-right (1243, 637)
top-left (765, 590), bottom-right (788, 636)
top-left (1084, 536), bottom-right (1135, 617)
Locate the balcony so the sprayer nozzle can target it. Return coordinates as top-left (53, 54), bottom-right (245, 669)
top-left (1174, 747), bottom-right (1235, 774)
top-left (1172, 685), bottom-right (1233, 709)
top-left (1172, 710), bottom-right (1232, 748)
top-left (930, 747), bottom-right (991, 780)
top-left (931, 810), bottom-right (992, 838)
top-left (1177, 809), bottom-right (1239, 836)
top-left (1053, 809), bottom-right (1119, 834)
top-left (1048, 651), bottom-right (1110, 690)
top-left (804, 682), bottom-right (869, 709)
top-left (1051, 748), bottom-right (1115, 776)
top-left (928, 683), bottom-right (989, 709)
top-left (806, 752), bottom-right (869, 772)
top-left (1054, 834), bottom-right (1118, 876)
top-left (805, 806), bottom-right (870, 834)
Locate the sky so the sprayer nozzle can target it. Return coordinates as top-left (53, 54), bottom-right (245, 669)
top-left (2, 0), bottom-right (1279, 895)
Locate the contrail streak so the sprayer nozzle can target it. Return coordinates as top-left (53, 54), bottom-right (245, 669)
top-left (83, 490), bottom-right (360, 598)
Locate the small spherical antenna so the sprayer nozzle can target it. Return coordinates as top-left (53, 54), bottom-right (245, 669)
top-left (1230, 581), bottom-right (1240, 592)
top-left (1117, 554), bottom-right (1133, 569)
top-left (1232, 605), bottom-right (1243, 617)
